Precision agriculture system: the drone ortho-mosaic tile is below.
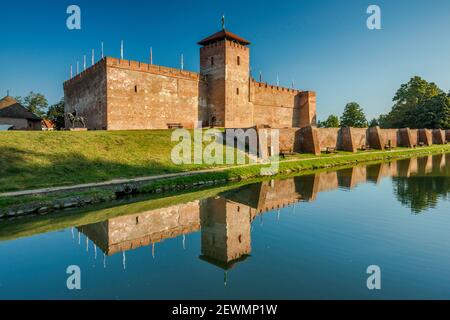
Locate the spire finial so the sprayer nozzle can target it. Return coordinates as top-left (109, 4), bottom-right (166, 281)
top-left (221, 14), bottom-right (225, 30)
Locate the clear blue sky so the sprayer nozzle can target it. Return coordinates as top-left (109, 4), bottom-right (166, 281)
top-left (1, 0), bottom-right (450, 120)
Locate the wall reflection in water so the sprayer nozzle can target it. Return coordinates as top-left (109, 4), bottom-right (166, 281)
top-left (78, 154), bottom-right (450, 272)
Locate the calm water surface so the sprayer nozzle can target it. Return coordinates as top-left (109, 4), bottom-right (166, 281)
top-left (0, 154), bottom-right (449, 299)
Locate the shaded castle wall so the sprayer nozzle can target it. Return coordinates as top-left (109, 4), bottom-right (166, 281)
top-left (418, 129), bottom-right (433, 146)
top-left (299, 126), bottom-right (320, 155)
top-left (64, 59), bottom-right (108, 130)
top-left (105, 58), bottom-right (206, 130)
top-left (398, 128), bottom-right (414, 148)
top-left (432, 129), bottom-right (446, 144)
top-left (200, 41), bottom-right (227, 127)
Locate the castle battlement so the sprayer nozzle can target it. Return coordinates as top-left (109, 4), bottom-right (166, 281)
top-left (105, 57), bottom-right (206, 81)
top-left (200, 39), bottom-right (250, 51)
top-left (63, 27), bottom-right (317, 130)
top-left (251, 79), bottom-right (302, 95)
top-left (64, 56), bottom-right (205, 88)
top-left (63, 58), bottom-right (107, 88)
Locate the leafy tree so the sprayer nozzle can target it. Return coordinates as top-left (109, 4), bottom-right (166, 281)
top-left (369, 118), bottom-right (379, 127)
top-left (16, 92), bottom-right (48, 118)
top-left (318, 114), bottom-right (340, 128)
top-left (340, 102), bottom-right (368, 128)
top-left (385, 76), bottom-right (443, 128)
top-left (377, 114), bottom-right (391, 128)
top-left (47, 98), bottom-right (65, 130)
top-left (411, 93), bottom-right (450, 129)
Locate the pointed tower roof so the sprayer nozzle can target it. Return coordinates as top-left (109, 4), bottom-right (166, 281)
top-left (0, 96), bottom-right (41, 120)
top-left (198, 29), bottom-right (251, 46)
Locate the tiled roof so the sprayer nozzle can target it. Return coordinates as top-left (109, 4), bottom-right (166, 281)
top-left (198, 29), bottom-right (251, 46)
top-left (42, 119), bottom-right (55, 128)
top-left (0, 96), bottom-right (42, 121)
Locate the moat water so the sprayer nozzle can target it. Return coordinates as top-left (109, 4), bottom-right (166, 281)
top-left (0, 154), bottom-right (450, 299)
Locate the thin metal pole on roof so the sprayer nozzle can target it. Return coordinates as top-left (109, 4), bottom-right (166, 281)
top-left (101, 41), bottom-right (104, 59)
top-left (70, 65), bottom-right (73, 78)
top-left (120, 40), bottom-right (124, 60)
top-left (259, 71), bottom-right (262, 82)
top-left (181, 54), bottom-right (184, 70)
top-left (150, 47), bottom-right (153, 65)
top-left (91, 49), bottom-right (95, 66)
top-left (276, 74), bottom-right (279, 86)
top-left (292, 79), bottom-right (295, 89)
top-left (76, 61), bottom-right (79, 74)
top-left (83, 55), bottom-right (86, 71)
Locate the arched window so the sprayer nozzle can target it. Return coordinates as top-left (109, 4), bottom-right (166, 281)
top-left (237, 56), bottom-right (240, 65)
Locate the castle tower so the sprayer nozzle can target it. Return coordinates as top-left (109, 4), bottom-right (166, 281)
top-left (199, 197), bottom-right (252, 268)
top-left (198, 29), bottom-right (253, 128)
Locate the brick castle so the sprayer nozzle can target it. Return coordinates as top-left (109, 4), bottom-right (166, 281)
top-left (64, 28), bottom-right (317, 130)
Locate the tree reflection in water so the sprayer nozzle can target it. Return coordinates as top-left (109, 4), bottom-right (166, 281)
top-left (393, 154), bottom-right (450, 214)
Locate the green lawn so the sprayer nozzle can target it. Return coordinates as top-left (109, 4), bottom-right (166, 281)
top-left (0, 130), bottom-right (242, 192)
top-left (1, 130), bottom-right (449, 194)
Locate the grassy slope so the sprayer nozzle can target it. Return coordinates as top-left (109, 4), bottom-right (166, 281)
top-left (0, 130), bottom-right (239, 192)
top-left (1, 130), bottom-right (449, 195)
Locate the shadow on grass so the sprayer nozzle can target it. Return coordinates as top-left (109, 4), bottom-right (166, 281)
top-left (0, 146), bottom-right (184, 193)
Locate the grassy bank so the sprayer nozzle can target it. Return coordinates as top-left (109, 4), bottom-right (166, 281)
top-left (0, 130), bottom-right (240, 192)
top-left (1, 143), bottom-right (449, 214)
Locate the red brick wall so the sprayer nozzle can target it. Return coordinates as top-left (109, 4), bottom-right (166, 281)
top-left (432, 129), bottom-right (445, 144)
top-left (316, 128), bottom-right (340, 151)
top-left (105, 58), bottom-right (205, 130)
top-left (379, 129), bottom-right (399, 147)
top-left (341, 127), bottom-right (368, 152)
top-left (251, 81), bottom-right (316, 128)
top-left (299, 126), bottom-right (320, 155)
top-left (418, 129), bottom-right (433, 146)
top-left (409, 129), bottom-right (419, 146)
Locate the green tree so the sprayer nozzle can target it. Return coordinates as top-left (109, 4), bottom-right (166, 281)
top-left (412, 93), bottom-right (450, 129)
top-left (318, 114), bottom-right (340, 128)
top-left (340, 102), bottom-right (368, 128)
top-left (47, 98), bottom-right (65, 130)
top-left (16, 92), bottom-right (48, 118)
top-left (386, 76), bottom-right (443, 128)
top-left (369, 118), bottom-right (379, 127)
top-left (377, 114), bottom-right (390, 128)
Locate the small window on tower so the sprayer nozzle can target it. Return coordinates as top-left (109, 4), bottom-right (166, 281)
top-left (211, 57), bottom-right (214, 66)
top-left (236, 88), bottom-right (240, 95)
top-left (237, 56), bottom-right (240, 65)
top-left (134, 85), bottom-right (138, 93)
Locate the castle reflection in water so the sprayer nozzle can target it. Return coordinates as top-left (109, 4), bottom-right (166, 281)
top-left (77, 154), bottom-right (450, 272)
